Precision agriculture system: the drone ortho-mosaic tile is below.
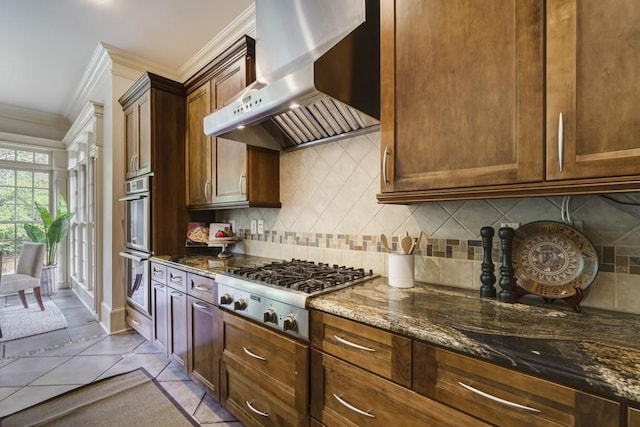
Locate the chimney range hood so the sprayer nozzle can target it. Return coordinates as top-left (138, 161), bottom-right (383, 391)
top-left (203, 0), bottom-right (380, 151)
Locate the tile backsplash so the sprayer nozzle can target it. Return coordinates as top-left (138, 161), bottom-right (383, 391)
top-left (221, 131), bottom-right (640, 315)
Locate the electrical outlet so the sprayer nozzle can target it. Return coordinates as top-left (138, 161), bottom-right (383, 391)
top-left (250, 220), bottom-right (257, 235)
top-left (500, 222), bottom-right (520, 230)
top-left (257, 219), bottom-right (264, 235)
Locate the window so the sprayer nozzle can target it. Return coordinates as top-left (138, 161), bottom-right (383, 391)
top-left (0, 147), bottom-right (51, 274)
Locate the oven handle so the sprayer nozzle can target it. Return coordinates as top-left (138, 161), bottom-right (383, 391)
top-left (118, 193), bottom-right (149, 202)
top-left (119, 251), bottom-right (151, 262)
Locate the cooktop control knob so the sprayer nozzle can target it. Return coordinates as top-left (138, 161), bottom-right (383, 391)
top-left (220, 293), bottom-right (233, 305)
top-left (234, 298), bottom-right (247, 311)
top-left (283, 315), bottom-right (297, 332)
top-left (263, 309), bottom-right (278, 324)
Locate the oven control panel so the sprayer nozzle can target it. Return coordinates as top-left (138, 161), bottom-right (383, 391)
top-left (217, 283), bottom-right (310, 341)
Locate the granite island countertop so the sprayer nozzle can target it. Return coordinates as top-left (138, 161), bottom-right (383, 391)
top-left (309, 277), bottom-right (640, 403)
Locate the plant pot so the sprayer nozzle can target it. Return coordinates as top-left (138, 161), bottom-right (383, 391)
top-left (40, 265), bottom-right (59, 296)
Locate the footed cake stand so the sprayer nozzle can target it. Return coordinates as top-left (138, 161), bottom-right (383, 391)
top-left (208, 238), bottom-right (241, 258)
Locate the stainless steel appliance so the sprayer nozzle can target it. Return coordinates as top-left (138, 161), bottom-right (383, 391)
top-left (216, 260), bottom-right (376, 341)
top-left (203, 0), bottom-right (380, 151)
top-left (120, 175), bottom-right (151, 253)
top-left (119, 249), bottom-right (151, 315)
top-left (119, 174), bottom-right (152, 314)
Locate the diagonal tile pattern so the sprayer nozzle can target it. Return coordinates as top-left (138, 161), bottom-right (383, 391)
top-left (0, 290), bottom-right (242, 425)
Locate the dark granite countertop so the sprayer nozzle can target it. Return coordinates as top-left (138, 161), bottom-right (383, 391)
top-left (149, 254), bottom-right (640, 403)
top-left (309, 277), bottom-right (640, 403)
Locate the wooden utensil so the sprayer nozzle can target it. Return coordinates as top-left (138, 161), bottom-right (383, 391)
top-left (380, 233), bottom-right (391, 252)
top-left (400, 234), bottom-right (413, 254)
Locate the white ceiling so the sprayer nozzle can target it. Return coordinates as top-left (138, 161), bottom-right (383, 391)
top-left (0, 0), bottom-right (252, 133)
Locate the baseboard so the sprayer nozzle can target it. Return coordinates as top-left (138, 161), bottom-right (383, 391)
top-left (100, 302), bottom-right (127, 334)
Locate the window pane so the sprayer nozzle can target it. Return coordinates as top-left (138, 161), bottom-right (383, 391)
top-left (16, 204), bottom-right (33, 221)
top-left (0, 224), bottom-right (15, 240)
top-left (0, 149), bottom-right (15, 161)
top-left (0, 169), bottom-right (15, 186)
top-left (16, 150), bottom-right (34, 163)
top-left (16, 171), bottom-right (32, 187)
top-left (16, 187), bottom-right (33, 206)
top-left (34, 189), bottom-right (48, 206)
top-left (0, 204), bottom-right (15, 221)
top-left (34, 153), bottom-right (49, 165)
top-left (34, 172), bottom-right (49, 189)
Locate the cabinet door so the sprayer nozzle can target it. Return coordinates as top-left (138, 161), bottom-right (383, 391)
top-left (151, 281), bottom-right (168, 355)
top-left (185, 84), bottom-right (213, 206)
top-left (546, 0), bottom-right (640, 180)
top-left (124, 104), bottom-right (137, 179)
top-left (168, 289), bottom-right (187, 369)
top-left (380, 0), bottom-right (543, 193)
top-left (136, 91), bottom-right (152, 177)
top-left (211, 61), bottom-right (249, 205)
top-left (187, 296), bottom-right (221, 400)
top-left (629, 407), bottom-right (640, 427)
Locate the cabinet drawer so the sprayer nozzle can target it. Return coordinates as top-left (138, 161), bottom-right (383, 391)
top-left (166, 266), bottom-right (187, 292)
top-left (310, 350), bottom-right (488, 427)
top-left (187, 273), bottom-right (216, 305)
top-left (150, 262), bottom-right (166, 284)
top-left (126, 304), bottom-right (152, 341)
top-left (310, 310), bottom-right (412, 387)
top-left (223, 311), bottom-right (308, 392)
top-left (413, 342), bottom-right (621, 427)
top-left (222, 356), bottom-right (308, 427)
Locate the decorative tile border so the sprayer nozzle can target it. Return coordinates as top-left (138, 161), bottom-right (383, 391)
top-left (238, 229), bottom-right (637, 275)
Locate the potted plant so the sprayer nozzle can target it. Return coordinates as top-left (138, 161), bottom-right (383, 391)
top-left (24, 196), bottom-right (75, 295)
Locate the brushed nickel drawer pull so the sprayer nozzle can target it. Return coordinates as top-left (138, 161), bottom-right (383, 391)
top-left (558, 112), bottom-right (564, 172)
top-left (382, 146), bottom-right (390, 184)
top-left (131, 319), bottom-right (142, 326)
top-left (194, 284), bottom-right (210, 291)
top-left (169, 274), bottom-right (183, 283)
top-left (458, 382), bottom-right (541, 413)
top-left (243, 347), bottom-right (266, 361)
top-left (245, 401), bottom-right (269, 417)
top-left (193, 301), bottom-right (209, 310)
top-left (204, 179), bottom-right (210, 202)
top-left (334, 335), bottom-right (375, 352)
top-left (333, 394), bottom-right (375, 418)
top-left (170, 291), bottom-right (183, 297)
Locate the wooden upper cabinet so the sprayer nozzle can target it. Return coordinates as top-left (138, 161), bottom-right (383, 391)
top-left (379, 0), bottom-right (544, 195)
top-left (546, 0), bottom-right (640, 181)
top-left (186, 84), bottom-right (212, 206)
top-left (185, 36), bottom-right (280, 210)
top-left (124, 90), bottom-right (152, 179)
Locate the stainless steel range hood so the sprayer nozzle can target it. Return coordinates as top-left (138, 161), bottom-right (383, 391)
top-left (203, 0), bottom-right (380, 151)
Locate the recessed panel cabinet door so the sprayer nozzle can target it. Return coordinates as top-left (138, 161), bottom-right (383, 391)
top-left (212, 62), bottom-right (249, 205)
top-left (380, 0), bottom-right (544, 192)
top-left (546, 0), bottom-right (640, 180)
top-left (185, 85), bottom-right (213, 206)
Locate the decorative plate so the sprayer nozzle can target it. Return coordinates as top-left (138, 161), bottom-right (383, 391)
top-left (511, 221), bottom-right (598, 299)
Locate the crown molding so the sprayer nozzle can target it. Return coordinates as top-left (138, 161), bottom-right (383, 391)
top-left (0, 103), bottom-right (69, 141)
top-left (0, 130), bottom-right (66, 151)
top-left (63, 101), bottom-right (104, 147)
top-left (178, 3), bottom-right (256, 82)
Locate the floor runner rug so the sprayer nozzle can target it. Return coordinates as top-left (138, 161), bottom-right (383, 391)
top-left (0, 300), bottom-right (68, 342)
top-left (0, 368), bottom-right (198, 426)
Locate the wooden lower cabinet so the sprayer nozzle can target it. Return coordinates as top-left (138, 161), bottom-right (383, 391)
top-left (310, 350), bottom-right (488, 426)
top-left (413, 341), bottom-right (621, 426)
top-left (187, 296), bottom-right (222, 400)
top-left (151, 281), bottom-right (168, 354)
top-left (629, 407), bottom-right (640, 427)
top-left (221, 311), bottom-right (308, 426)
top-left (167, 288), bottom-right (187, 368)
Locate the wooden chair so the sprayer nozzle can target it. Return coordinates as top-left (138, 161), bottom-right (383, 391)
top-left (0, 242), bottom-right (46, 311)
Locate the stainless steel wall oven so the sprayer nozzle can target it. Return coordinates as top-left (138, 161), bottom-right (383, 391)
top-left (119, 174), bottom-right (152, 315)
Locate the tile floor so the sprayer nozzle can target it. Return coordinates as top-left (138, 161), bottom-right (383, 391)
top-left (0, 289), bottom-right (243, 426)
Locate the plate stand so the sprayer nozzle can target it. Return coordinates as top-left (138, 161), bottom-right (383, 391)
top-left (515, 286), bottom-right (584, 312)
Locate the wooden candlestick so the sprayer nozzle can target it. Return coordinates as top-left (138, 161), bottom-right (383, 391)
top-left (479, 226), bottom-right (496, 298)
top-left (498, 227), bottom-right (516, 303)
